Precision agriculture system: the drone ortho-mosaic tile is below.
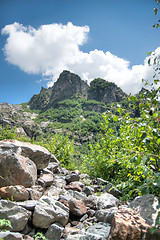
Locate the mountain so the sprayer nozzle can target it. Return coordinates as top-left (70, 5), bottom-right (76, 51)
top-left (29, 70), bottom-right (127, 110)
top-left (0, 70), bottom-right (129, 143)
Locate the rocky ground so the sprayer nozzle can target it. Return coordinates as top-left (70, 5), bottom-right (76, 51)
top-left (0, 140), bottom-right (159, 240)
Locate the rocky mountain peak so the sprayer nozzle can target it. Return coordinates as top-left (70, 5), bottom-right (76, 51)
top-left (29, 70), bottom-right (127, 110)
top-left (88, 78), bottom-right (127, 104)
top-left (48, 70), bottom-right (89, 106)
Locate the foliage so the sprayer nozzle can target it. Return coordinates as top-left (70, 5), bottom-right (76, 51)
top-left (36, 132), bottom-right (75, 169)
top-left (35, 98), bottom-right (106, 136)
top-left (153, 0), bottom-right (160, 28)
top-left (33, 232), bottom-right (48, 240)
top-left (89, 78), bottom-right (117, 90)
top-left (82, 79), bottom-right (160, 200)
top-left (0, 125), bottom-right (18, 140)
top-left (0, 219), bottom-right (12, 231)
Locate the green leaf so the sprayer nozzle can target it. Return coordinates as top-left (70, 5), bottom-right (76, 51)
top-left (150, 226), bottom-right (158, 234)
top-left (154, 79), bottom-right (159, 84)
top-left (148, 58), bottom-right (151, 65)
top-left (157, 138), bottom-right (160, 145)
top-left (154, 8), bottom-right (158, 15)
top-left (141, 132), bottom-right (147, 141)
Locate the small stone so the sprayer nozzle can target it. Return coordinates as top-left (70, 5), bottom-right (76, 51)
top-left (65, 174), bottom-right (80, 183)
top-left (38, 173), bottom-right (54, 188)
top-left (65, 184), bottom-right (82, 192)
top-left (45, 222), bottom-right (64, 240)
top-left (82, 186), bottom-right (94, 196)
top-left (95, 207), bottom-right (118, 224)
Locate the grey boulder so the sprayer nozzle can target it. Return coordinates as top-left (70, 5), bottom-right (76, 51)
top-left (0, 200), bottom-right (31, 232)
top-left (32, 196), bottom-right (69, 228)
top-left (130, 194), bottom-right (159, 226)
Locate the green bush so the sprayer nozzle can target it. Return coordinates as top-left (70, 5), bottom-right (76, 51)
top-left (36, 132), bottom-right (75, 169)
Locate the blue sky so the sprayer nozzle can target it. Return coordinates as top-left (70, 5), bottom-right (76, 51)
top-left (0, 0), bottom-right (160, 104)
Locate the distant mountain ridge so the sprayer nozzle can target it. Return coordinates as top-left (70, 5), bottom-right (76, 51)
top-left (29, 70), bottom-right (127, 110)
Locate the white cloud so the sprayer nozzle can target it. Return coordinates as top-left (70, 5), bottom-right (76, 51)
top-left (1, 22), bottom-right (156, 94)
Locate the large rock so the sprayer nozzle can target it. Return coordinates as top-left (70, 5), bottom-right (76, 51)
top-left (0, 200), bottom-right (31, 232)
top-left (0, 231), bottom-right (23, 240)
top-left (95, 207), bottom-right (118, 223)
top-left (68, 199), bottom-right (87, 217)
top-left (0, 185), bottom-right (29, 201)
top-left (0, 140), bottom-right (53, 170)
top-left (129, 194), bottom-right (159, 226)
top-left (0, 147), bottom-right (37, 188)
top-left (32, 196), bottom-right (69, 228)
top-left (97, 193), bottom-right (119, 210)
top-left (108, 206), bottom-right (152, 240)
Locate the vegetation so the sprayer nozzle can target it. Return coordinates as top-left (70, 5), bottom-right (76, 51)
top-left (0, 125), bottom-right (17, 140)
top-left (0, 219), bottom-right (12, 231)
top-left (33, 232), bottom-right (48, 240)
top-left (82, 95), bottom-right (160, 200)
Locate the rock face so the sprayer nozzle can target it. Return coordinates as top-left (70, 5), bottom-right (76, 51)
top-left (29, 87), bottom-right (52, 110)
top-left (88, 78), bottom-right (127, 104)
top-left (48, 70), bottom-right (89, 106)
top-left (0, 103), bottom-right (40, 139)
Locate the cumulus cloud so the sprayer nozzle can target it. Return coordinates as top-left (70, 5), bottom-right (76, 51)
top-left (1, 22), bottom-right (156, 94)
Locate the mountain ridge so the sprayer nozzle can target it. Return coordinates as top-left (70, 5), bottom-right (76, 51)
top-left (29, 70), bottom-right (127, 111)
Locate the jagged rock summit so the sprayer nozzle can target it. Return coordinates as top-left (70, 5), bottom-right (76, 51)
top-left (49, 71), bottom-right (89, 106)
top-left (29, 70), bottom-right (127, 110)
